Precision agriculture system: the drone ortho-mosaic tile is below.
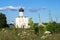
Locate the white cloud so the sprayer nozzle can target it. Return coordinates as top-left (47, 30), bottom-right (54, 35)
top-left (0, 8), bottom-right (4, 11)
top-left (0, 6), bottom-right (19, 11)
top-left (7, 6), bottom-right (18, 10)
top-left (0, 6), bottom-right (46, 11)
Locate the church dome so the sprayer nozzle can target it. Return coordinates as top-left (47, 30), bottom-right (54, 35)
top-left (19, 7), bottom-right (24, 12)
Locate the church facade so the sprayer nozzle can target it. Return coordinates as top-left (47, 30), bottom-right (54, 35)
top-left (15, 7), bottom-right (29, 28)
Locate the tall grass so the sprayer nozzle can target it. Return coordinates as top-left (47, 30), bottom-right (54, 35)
top-left (0, 28), bottom-right (60, 40)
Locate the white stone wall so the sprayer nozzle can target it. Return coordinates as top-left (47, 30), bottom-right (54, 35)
top-left (15, 17), bottom-right (29, 28)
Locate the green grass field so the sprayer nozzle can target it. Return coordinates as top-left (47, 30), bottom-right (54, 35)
top-left (0, 28), bottom-right (60, 40)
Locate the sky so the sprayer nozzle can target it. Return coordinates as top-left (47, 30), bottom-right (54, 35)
top-left (0, 0), bottom-right (60, 24)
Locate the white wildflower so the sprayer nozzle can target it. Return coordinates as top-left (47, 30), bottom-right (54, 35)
top-left (41, 36), bottom-right (46, 39)
top-left (2, 28), bottom-right (5, 31)
top-left (17, 33), bottom-right (20, 36)
top-left (44, 31), bottom-right (51, 34)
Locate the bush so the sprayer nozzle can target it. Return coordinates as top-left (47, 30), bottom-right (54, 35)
top-left (34, 26), bottom-right (39, 35)
top-left (39, 25), bottom-right (45, 35)
top-left (46, 21), bottom-right (60, 33)
top-left (55, 23), bottom-right (60, 33)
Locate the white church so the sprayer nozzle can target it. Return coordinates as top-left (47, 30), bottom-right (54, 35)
top-left (15, 6), bottom-right (29, 28)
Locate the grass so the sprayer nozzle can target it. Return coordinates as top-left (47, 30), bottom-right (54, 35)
top-left (0, 28), bottom-right (60, 40)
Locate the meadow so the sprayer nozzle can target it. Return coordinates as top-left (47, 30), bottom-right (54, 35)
top-left (0, 28), bottom-right (60, 40)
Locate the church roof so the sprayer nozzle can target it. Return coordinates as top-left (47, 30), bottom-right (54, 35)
top-left (19, 7), bottom-right (24, 12)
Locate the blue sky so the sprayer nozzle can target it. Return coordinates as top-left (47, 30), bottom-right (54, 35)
top-left (0, 0), bottom-right (60, 24)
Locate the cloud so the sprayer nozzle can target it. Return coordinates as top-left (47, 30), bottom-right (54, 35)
top-left (0, 6), bottom-right (19, 11)
top-left (38, 7), bottom-right (46, 11)
top-left (0, 8), bottom-right (4, 11)
top-left (0, 7), bottom-right (7, 11)
top-left (28, 8), bottom-right (38, 12)
top-left (7, 6), bottom-right (18, 10)
top-left (0, 6), bottom-right (46, 12)
top-left (28, 7), bottom-right (46, 12)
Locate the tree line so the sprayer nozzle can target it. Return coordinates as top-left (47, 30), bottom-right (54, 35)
top-left (29, 18), bottom-right (60, 34)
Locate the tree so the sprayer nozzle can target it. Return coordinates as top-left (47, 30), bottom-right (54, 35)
top-left (56, 23), bottom-right (60, 33)
top-left (29, 18), bottom-right (34, 29)
top-left (0, 13), bottom-right (7, 28)
top-left (46, 21), bottom-right (57, 33)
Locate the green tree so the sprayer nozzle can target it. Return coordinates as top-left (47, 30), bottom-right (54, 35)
top-left (46, 21), bottom-right (57, 33)
top-left (55, 23), bottom-right (60, 33)
top-left (29, 18), bottom-right (34, 29)
top-left (0, 13), bottom-right (7, 28)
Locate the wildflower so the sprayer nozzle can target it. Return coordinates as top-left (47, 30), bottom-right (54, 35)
top-left (2, 28), bottom-right (5, 31)
top-left (44, 31), bottom-right (51, 34)
top-left (23, 31), bottom-right (26, 34)
top-left (17, 33), bottom-right (20, 36)
top-left (22, 31), bottom-right (26, 35)
top-left (41, 36), bottom-right (46, 39)
top-left (49, 34), bottom-right (52, 36)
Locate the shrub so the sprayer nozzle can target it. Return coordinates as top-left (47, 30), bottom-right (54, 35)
top-left (34, 26), bottom-right (39, 35)
top-left (46, 21), bottom-right (60, 33)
